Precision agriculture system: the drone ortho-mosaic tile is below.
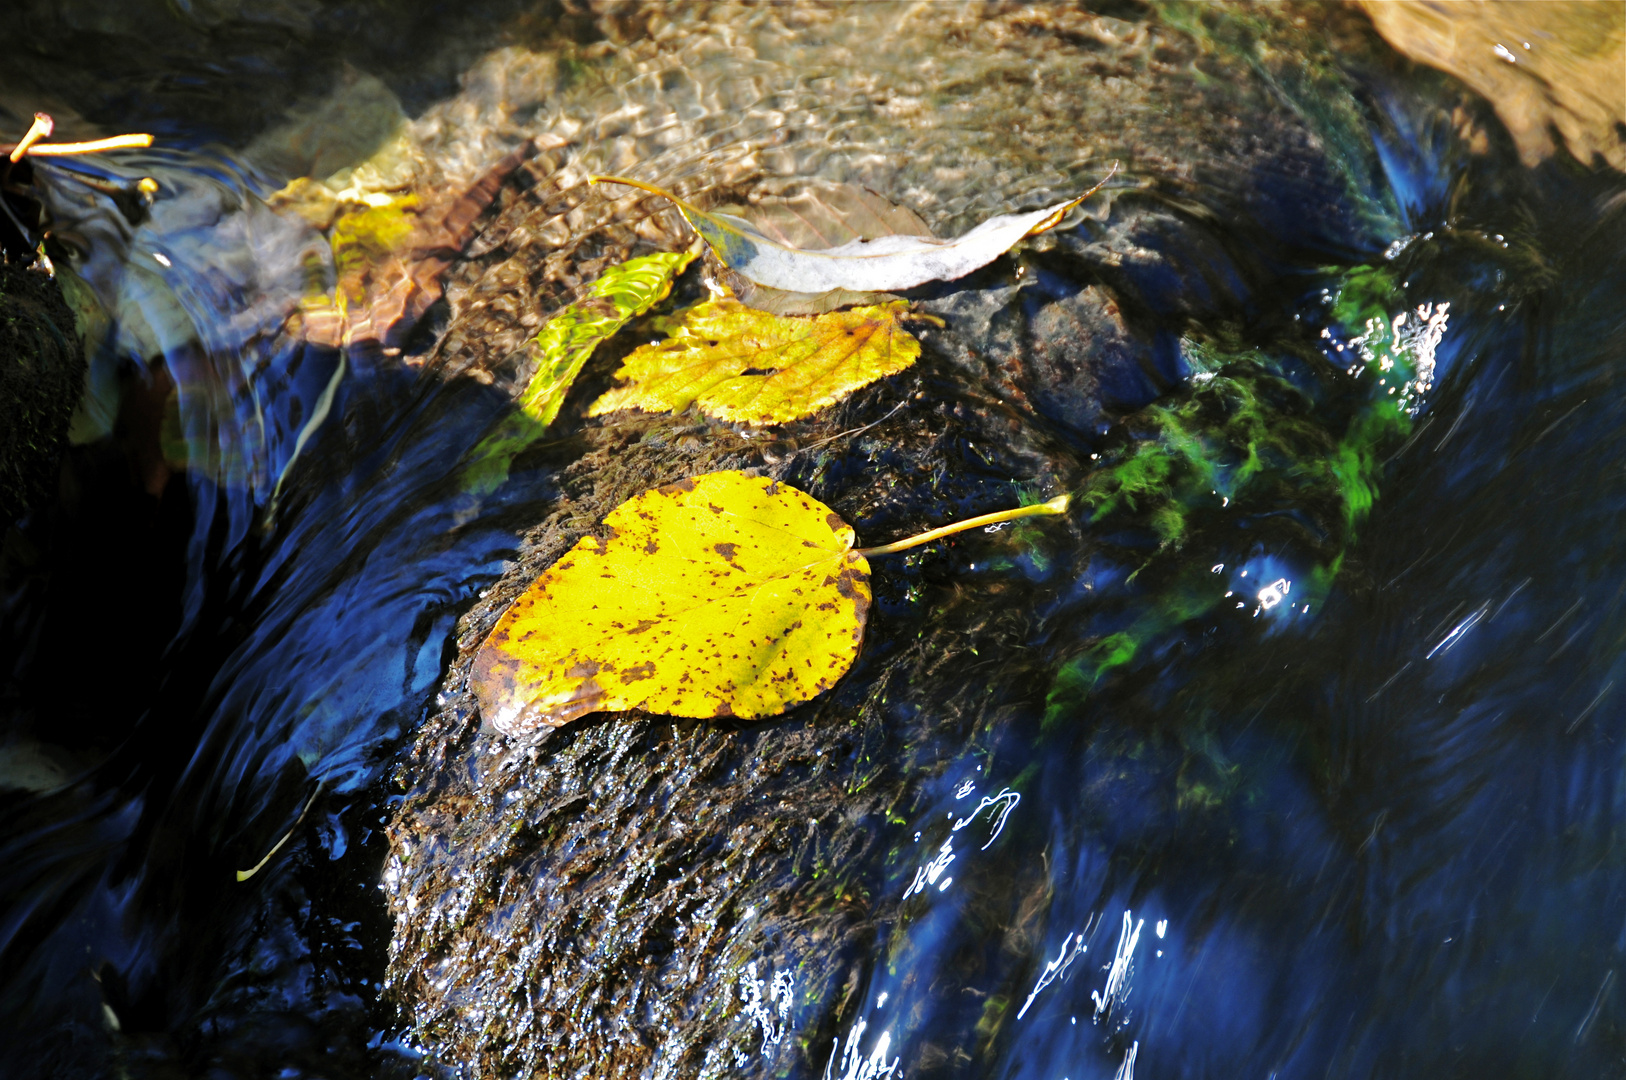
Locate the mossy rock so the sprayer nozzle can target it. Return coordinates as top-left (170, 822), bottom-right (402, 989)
top-left (378, 3), bottom-right (1443, 1076)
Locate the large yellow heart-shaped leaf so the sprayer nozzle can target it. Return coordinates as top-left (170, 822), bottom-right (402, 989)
top-left (473, 471), bottom-right (871, 736)
top-left (587, 297), bottom-right (921, 425)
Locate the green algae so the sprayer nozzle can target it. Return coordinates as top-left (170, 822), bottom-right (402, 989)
top-left (1047, 263), bottom-right (1427, 724)
top-left (1153, 0), bottom-right (1405, 241)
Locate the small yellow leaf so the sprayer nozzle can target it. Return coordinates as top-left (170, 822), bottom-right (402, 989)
top-left (473, 471), bottom-right (871, 736)
top-left (587, 297), bottom-right (921, 425)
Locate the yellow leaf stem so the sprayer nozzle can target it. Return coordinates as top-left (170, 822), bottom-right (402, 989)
top-left (853, 494), bottom-right (1071, 557)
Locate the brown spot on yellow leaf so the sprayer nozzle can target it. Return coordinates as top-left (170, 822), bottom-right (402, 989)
top-left (620, 662), bottom-right (657, 683)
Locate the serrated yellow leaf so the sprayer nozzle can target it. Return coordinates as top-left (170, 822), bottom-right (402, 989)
top-left (587, 297), bottom-right (921, 425)
top-left (473, 471), bottom-right (871, 736)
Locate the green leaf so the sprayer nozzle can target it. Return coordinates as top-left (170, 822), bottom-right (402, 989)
top-left (587, 297), bottom-right (923, 426)
top-left (461, 249), bottom-right (695, 495)
top-left (517, 248), bottom-right (697, 428)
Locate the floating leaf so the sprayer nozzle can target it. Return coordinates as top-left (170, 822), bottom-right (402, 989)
top-left (473, 472), bottom-right (1072, 736)
top-left (589, 166), bottom-right (1115, 294)
top-left (461, 249), bottom-right (695, 495)
top-left (706, 181), bottom-right (936, 315)
top-left (587, 297), bottom-right (923, 425)
top-left (473, 472), bottom-right (872, 735)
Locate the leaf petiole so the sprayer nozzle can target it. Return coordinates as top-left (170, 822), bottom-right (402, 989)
top-left (15, 133), bottom-right (155, 157)
top-left (3, 113), bottom-right (154, 161)
top-left (854, 494), bottom-right (1070, 558)
top-left (7, 113), bottom-right (52, 163)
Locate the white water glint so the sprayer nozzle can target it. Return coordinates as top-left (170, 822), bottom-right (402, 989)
top-left (1092, 910), bottom-right (1145, 1020)
top-left (952, 788), bottom-right (1021, 849)
top-left (1113, 1041), bottom-right (1140, 1080)
top-left (1016, 930), bottom-right (1090, 1019)
top-left (735, 961), bottom-right (794, 1064)
top-left (1428, 602), bottom-right (1490, 659)
top-left (824, 1018), bottom-right (901, 1080)
top-left (903, 788), bottom-right (1020, 899)
top-left (903, 839), bottom-right (956, 899)
top-left (1393, 302), bottom-right (1451, 395)
top-left (1257, 577), bottom-right (1291, 611)
top-left (1346, 300), bottom-right (1451, 413)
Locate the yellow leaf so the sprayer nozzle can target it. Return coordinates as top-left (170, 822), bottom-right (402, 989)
top-left (329, 196), bottom-right (420, 308)
top-left (587, 297), bottom-right (922, 425)
top-left (474, 475), bottom-right (1072, 736)
top-left (473, 472), bottom-right (871, 735)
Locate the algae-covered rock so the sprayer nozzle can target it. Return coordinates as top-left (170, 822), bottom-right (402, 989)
top-left (0, 260), bottom-right (85, 526)
top-left (380, 3), bottom-right (1443, 1076)
top-left (386, 382), bottom-right (1085, 1077)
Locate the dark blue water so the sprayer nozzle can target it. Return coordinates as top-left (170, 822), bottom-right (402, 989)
top-left (3, 4), bottom-right (1625, 1078)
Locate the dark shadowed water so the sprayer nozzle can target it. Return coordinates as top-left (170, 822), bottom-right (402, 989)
top-left (2, 3), bottom-right (1624, 1078)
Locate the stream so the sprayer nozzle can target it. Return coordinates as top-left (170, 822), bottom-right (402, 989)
top-left (2, 3), bottom-right (1624, 1078)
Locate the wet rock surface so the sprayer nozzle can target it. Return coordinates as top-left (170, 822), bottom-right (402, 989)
top-left (0, 259), bottom-right (85, 526)
top-left (379, 4), bottom-right (1423, 1076)
top-left (388, 372), bottom-right (1085, 1078)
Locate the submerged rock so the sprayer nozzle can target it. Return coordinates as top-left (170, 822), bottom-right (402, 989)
top-left (0, 259), bottom-right (85, 526)
top-left (379, 3), bottom-right (1452, 1076)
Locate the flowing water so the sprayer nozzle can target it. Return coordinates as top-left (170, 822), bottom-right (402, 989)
top-left (1, 2), bottom-right (1624, 1078)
